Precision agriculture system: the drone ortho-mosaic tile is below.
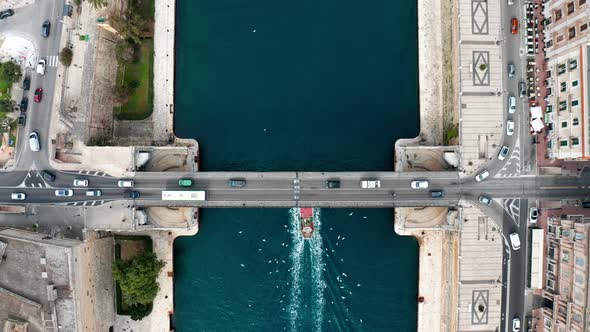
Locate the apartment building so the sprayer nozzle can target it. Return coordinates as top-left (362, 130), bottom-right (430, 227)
top-left (543, 0), bottom-right (590, 160)
top-left (535, 216), bottom-right (590, 332)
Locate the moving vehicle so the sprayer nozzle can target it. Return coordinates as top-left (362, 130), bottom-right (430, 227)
top-left (20, 97), bottom-right (28, 112)
top-left (11, 193), bottom-right (25, 200)
top-left (506, 120), bottom-right (515, 136)
top-left (512, 317), bottom-right (521, 331)
top-left (498, 145), bottom-right (510, 160)
top-left (411, 180), bottom-right (429, 189)
top-left (479, 195), bottom-right (492, 205)
top-left (18, 114), bottom-right (26, 127)
top-left (73, 179), bottom-right (88, 187)
top-left (36, 59), bottom-right (46, 75)
top-left (0, 9), bottom-right (14, 19)
top-left (41, 20), bottom-right (50, 37)
top-left (430, 190), bottom-right (444, 198)
top-left (475, 170), bottom-right (490, 182)
top-left (161, 191), bottom-right (206, 201)
top-left (178, 178), bottom-right (193, 187)
top-left (29, 132), bottom-right (40, 152)
top-left (509, 232), bottom-right (521, 250)
top-left (583, 201), bottom-right (590, 208)
top-left (508, 0), bottom-right (514, 6)
top-left (529, 207), bottom-right (538, 223)
top-left (117, 179), bottom-right (134, 187)
top-left (300, 207), bottom-right (314, 239)
top-left (86, 190), bottom-right (102, 197)
top-left (360, 180), bottom-right (381, 189)
top-left (40, 170), bottom-right (56, 182)
top-left (326, 179), bottom-right (340, 188)
top-left (128, 190), bottom-right (140, 199)
top-left (229, 179), bottom-right (246, 187)
top-left (508, 95), bottom-right (516, 114)
top-left (23, 76), bottom-right (30, 90)
top-left (519, 81), bottom-right (526, 98)
top-left (34, 88), bottom-right (43, 102)
top-left (508, 63), bottom-right (515, 78)
top-left (55, 189), bottom-right (73, 197)
top-left (511, 18), bottom-right (519, 34)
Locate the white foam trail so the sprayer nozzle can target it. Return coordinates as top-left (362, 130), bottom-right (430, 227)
top-left (310, 208), bottom-right (326, 331)
top-left (287, 208), bottom-right (304, 332)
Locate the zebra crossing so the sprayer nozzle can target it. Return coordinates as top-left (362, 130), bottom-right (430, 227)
top-left (46, 55), bottom-right (59, 67)
top-left (66, 200), bottom-right (107, 207)
top-left (64, 170), bottom-right (110, 177)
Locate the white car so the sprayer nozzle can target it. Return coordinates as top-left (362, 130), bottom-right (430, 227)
top-left (508, 95), bottom-right (516, 114)
top-left (529, 207), bottom-right (538, 223)
top-left (509, 233), bottom-right (521, 251)
top-left (506, 120), bottom-right (515, 136)
top-left (86, 190), bottom-right (102, 197)
top-left (117, 179), bottom-right (134, 187)
top-left (54, 189), bottom-right (73, 197)
top-left (11, 193), bottom-right (26, 200)
top-left (475, 170), bottom-right (490, 182)
top-left (478, 195), bottom-right (492, 205)
top-left (498, 145), bottom-right (510, 161)
top-left (411, 180), bottom-right (429, 189)
top-left (512, 317), bottom-right (521, 331)
top-left (73, 179), bottom-right (88, 187)
top-left (36, 59), bottom-right (46, 75)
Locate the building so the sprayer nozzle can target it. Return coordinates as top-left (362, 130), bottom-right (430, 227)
top-left (536, 216), bottom-right (590, 331)
top-left (543, 0), bottom-right (590, 160)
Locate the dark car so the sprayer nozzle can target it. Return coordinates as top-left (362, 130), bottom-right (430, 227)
top-left (583, 201), bottom-right (590, 208)
top-left (22, 76), bottom-right (30, 90)
top-left (430, 190), bottom-right (445, 198)
top-left (128, 190), bottom-right (140, 199)
top-left (20, 97), bottom-right (28, 112)
top-left (326, 180), bottom-right (341, 188)
top-left (41, 20), bottom-right (50, 37)
top-left (40, 170), bottom-right (56, 182)
top-left (17, 114), bottom-right (25, 127)
top-left (34, 88), bottom-right (43, 102)
top-left (0, 9), bottom-right (14, 19)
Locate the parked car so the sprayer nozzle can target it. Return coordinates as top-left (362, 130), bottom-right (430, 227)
top-left (22, 76), bottom-right (30, 90)
top-left (18, 114), bottom-right (26, 127)
top-left (117, 179), bottom-right (134, 187)
top-left (411, 180), bottom-right (429, 189)
top-left (511, 18), bottom-right (519, 34)
top-left (529, 207), bottom-right (538, 223)
top-left (40, 170), bottom-right (56, 182)
top-left (479, 195), bottom-right (492, 205)
top-left (20, 97), bottom-right (28, 112)
top-left (326, 179), bottom-right (341, 188)
top-left (512, 317), bottom-right (521, 331)
top-left (475, 170), bottom-right (490, 182)
top-left (0, 9), bottom-right (14, 19)
top-left (36, 59), bottom-right (46, 75)
top-left (28, 132), bottom-right (40, 152)
top-left (509, 232), bottom-right (521, 250)
top-left (73, 179), bottom-right (88, 187)
top-left (178, 179), bottom-right (193, 187)
top-left (508, 95), bottom-right (516, 114)
top-left (127, 190), bottom-right (140, 199)
top-left (11, 192), bottom-right (26, 200)
top-left (34, 88), bottom-right (43, 102)
top-left (506, 120), bottom-right (515, 136)
top-left (519, 81), bottom-right (526, 98)
top-left (583, 201), bottom-right (590, 208)
top-left (86, 190), bottom-right (102, 197)
top-left (54, 189), bottom-right (73, 197)
top-left (508, 63), bottom-right (515, 78)
top-left (430, 190), bottom-right (444, 198)
top-left (41, 20), bottom-right (50, 37)
top-left (229, 179), bottom-right (247, 187)
top-left (508, 0), bottom-right (514, 6)
top-left (498, 145), bottom-right (510, 160)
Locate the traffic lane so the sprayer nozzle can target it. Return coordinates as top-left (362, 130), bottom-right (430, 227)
top-left (0, 187), bottom-right (129, 204)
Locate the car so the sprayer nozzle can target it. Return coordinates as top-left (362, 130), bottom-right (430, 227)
top-left (508, 63), bottom-right (515, 78)
top-left (40, 170), bottom-right (56, 182)
top-left (0, 9), bottom-right (14, 19)
top-left (20, 97), bottom-right (28, 112)
top-left (34, 88), bottom-right (43, 102)
top-left (28, 132), bottom-right (40, 152)
top-left (519, 81), bottom-right (526, 98)
top-left (508, 95), bottom-right (516, 114)
top-left (508, 0), bottom-right (514, 5)
top-left (430, 190), bottom-right (444, 198)
top-left (479, 195), bottom-right (492, 205)
top-left (512, 317), bottom-right (521, 331)
top-left (529, 207), bottom-right (538, 223)
top-left (229, 179), bottom-right (247, 187)
top-left (475, 170), bottom-right (490, 182)
top-left (11, 193), bottom-right (25, 200)
top-left (128, 190), bottom-right (140, 199)
top-left (498, 145), bottom-right (510, 160)
top-left (326, 180), bottom-right (341, 188)
top-left (22, 76), bottom-right (30, 90)
top-left (36, 59), bottom-right (46, 75)
top-left (86, 190), bottom-right (102, 197)
top-left (55, 189), bottom-right (73, 197)
top-left (411, 180), bottom-right (429, 189)
top-left (117, 179), bottom-right (134, 187)
top-left (73, 179), bottom-right (88, 187)
top-left (583, 201), bottom-right (590, 208)
top-left (511, 18), bottom-right (519, 34)
top-left (509, 232), bottom-right (521, 250)
top-left (506, 120), bottom-right (515, 136)
top-left (41, 20), bottom-right (51, 37)
top-left (18, 114), bottom-right (26, 127)
top-left (178, 178), bottom-right (193, 187)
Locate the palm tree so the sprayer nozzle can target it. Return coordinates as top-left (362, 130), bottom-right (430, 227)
top-left (87, 0), bottom-right (108, 9)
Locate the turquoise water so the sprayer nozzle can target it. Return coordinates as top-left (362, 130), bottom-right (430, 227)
top-left (173, 0), bottom-right (420, 330)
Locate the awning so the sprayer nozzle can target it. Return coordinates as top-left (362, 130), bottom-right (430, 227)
top-left (530, 106), bottom-right (542, 119)
top-left (531, 118), bottom-right (544, 132)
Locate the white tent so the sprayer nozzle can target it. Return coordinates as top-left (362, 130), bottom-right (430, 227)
top-left (530, 106), bottom-right (543, 119)
top-left (531, 118), bottom-right (544, 132)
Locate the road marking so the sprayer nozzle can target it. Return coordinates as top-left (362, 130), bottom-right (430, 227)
top-left (502, 198), bottom-right (520, 227)
top-left (539, 186), bottom-right (579, 190)
top-left (47, 55), bottom-right (59, 67)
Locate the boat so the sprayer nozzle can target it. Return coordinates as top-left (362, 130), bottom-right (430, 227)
top-left (300, 208), bottom-right (314, 239)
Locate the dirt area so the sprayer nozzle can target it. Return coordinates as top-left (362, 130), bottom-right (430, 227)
top-left (0, 132), bottom-right (14, 168)
top-left (146, 207), bottom-right (191, 228)
top-left (441, 0), bottom-right (459, 146)
top-left (117, 236), bottom-right (151, 261)
top-left (142, 148), bottom-right (191, 172)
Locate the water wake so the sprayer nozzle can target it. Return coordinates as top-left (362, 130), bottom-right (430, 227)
top-left (287, 208), bottom-right (304, 332)
top-left (310, 208), bottom-right (326, 331)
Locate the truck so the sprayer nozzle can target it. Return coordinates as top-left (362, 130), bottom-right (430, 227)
top-left (162, 191), bottom-right (206, 201)
top-left (360, 180), bottom-right (381, 189)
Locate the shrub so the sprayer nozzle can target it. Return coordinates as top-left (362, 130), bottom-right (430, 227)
top-left (59, 48), bottom-right (73, 66)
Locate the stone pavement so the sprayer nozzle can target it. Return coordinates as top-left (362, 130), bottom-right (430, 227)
top-left (458, 0), bottom-right (505, 173)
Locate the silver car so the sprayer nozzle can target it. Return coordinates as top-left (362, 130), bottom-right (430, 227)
top-left (498, 145), bottom-right (510, 160)
top-left (508, 63), bottom-right (515, 78)
top-left (55, 189), bottom-right (73, 197)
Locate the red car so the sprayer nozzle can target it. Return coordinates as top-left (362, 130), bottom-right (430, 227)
top-left (511, 18), bottom-right (519, 34)
top-left (34, 88), bottom-right (43, 102)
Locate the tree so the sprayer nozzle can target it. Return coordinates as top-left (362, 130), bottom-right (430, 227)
top-left (0, 61), bottom-right (22, 84)
top-left (112, 253), bottom-right (165, 306)
top-left (87, 0), bottom-right (108, 9)
top-left (128, 303), bottom-right (153, 321)
top-left (111, 10), bottom-right (146, 44)
top-left (115, 40), bottom-right (135, 64)
top-left (0, 99), bottom-right (16, 113)
top-left (59, 48), bottom-right (73, 66)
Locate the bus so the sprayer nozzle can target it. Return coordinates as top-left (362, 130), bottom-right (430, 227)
top-left (161, 191), bottom-right (206, 201)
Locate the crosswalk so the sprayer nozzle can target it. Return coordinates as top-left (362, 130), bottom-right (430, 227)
top-left (46, 55), bottom-right (59, 67)
top-left (66, 200), bottom-right (107, 207)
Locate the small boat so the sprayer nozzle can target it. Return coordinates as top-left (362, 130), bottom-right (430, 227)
top-left (300, 208), bottom-right (314, 239)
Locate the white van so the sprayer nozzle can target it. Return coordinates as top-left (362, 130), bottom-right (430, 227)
top-left (29, 132), bottom-right (40, 152)
top-left (508, 95), bottom-right (516, 114)
top-left (509, 232), bottom-right (521, 250)
top-left (117, 179), bottom-right (134, 187)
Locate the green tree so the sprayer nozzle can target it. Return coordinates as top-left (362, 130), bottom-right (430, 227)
top-left (112, 253), bottom-right (164, 306)
top-left (0, 99), bottom-right (16, 113)
top-left (115, 40), bottom-right (135, 64)
top-left (128, 303), bottom-right (153, 321)
top-left (0, 61), bottom-right (22, 84)
top-left (87, 0), bottom-right (108, 9)
top-left (59, 47), bottom-right (73, 66)
top-left (111, 10), bottom-right (146, 44)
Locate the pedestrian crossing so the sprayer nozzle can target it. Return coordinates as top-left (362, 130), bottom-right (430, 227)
top-left (46, 55), bottom-right (59, 67)
top-left (66, 200), bottom-right (107, 207)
